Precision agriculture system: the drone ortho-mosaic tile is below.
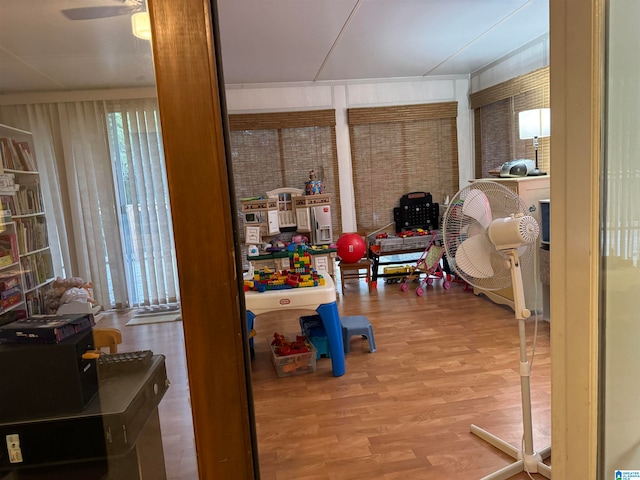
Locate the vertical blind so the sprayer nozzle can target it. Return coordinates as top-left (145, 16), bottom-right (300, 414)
top-left (228, 110), bottom-right (342, 239)
top-left (348, 102), bottom-right (459, 234)
top-left (106, 99), bottom-right (179, 307)
top-left (470, 67), bottom-right (550, 178)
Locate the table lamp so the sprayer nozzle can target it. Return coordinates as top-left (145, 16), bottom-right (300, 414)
top-left (518, 108), bottom-right (550, 176)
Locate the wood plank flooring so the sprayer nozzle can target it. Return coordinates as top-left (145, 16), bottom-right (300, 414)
top-left (98, 274), bottom-right (551, 480)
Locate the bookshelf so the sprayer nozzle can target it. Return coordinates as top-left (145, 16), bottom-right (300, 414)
top-left (0, 123), bottom-right (55, 319)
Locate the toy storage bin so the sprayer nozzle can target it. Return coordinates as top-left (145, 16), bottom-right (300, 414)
top-left (269, 334), bottom-right (317, 377)
top-left (378, 237), bottom-right (403, 252)
top-left (403, 235), bottom-right (431, 250)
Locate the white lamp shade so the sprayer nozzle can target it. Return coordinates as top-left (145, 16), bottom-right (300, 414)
top-left (132, 12), bottom-right (152, 40)
top-left (518, 108), bottom-right (550, 139)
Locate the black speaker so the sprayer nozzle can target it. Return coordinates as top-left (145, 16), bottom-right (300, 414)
top-left (0, 329), bottom-right (99, 423)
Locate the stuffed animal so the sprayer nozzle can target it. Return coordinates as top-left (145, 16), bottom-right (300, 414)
top-left (45, 276), bottom-right (96, 314)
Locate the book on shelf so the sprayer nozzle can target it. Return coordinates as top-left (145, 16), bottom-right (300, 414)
top-left (0, 174), bottom-right (16, 196)
top-left (0, 280), bottom-right (22, 312)
top-left (0, 291), bottom-right (22, 310)
top-left (15, 182), bottom-right (44, 216)
top-left (16, 217), bottom-right (48, 253)
top-left (0, 138), bottom-right (20, 170)
top-left (13, 141), bottom-right (36, 171)
top-left (19, 257), bottom-right (35, 290)
top-left (0, 195), bottom-right (16, 217)
top-left (1, 286), bottom-right (21, 300)
top-left (0, 276), bottom-right (20, 292)
top-left (0, 256), bottom-right (13, 269)
top-left (0, 233), bottom-right (19, 265)
top-left (19, 251), bottom-right (53, 290)
top-left (0, 138), bottom-right (36, 172)
top-left (25, 290), bottom-right (45, 316)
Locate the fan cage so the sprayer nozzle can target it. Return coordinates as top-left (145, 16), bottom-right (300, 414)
top-left (442, 181), bottom-right (536, 291)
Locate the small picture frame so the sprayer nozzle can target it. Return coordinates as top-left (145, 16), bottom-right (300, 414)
top-left (245, 225), bottom-right (261, 244)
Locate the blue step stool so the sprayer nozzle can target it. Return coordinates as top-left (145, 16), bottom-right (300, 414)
top-left (340, 315), bottom-right (376, 354)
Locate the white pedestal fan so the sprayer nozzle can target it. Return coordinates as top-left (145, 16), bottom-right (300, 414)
top-left (442, 181), bottom-right (551, 480)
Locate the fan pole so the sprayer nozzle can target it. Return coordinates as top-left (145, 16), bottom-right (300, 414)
top-left (469, 250), bottom-right (551, 480)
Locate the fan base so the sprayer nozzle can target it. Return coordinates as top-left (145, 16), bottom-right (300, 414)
top-left (470, 424), bottom-right (551, 479)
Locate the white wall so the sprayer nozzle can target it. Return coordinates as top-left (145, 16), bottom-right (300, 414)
top-left (470, 34), bottom-right (549, 93)
top-left (225, 76), bottom-right (472, 232)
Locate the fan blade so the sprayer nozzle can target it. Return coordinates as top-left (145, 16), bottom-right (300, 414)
top-left (456, 235), bottom-right (495, 278)
top-left (62, 6), bottom-right (140, 20)
top-left (462, 189), bottom-right (492, 229)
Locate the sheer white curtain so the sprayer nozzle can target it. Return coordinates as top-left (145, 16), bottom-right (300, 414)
top-left (0, 98), bottom-right (179, 310)
top-left (56, 101), bottom-right (129, 308)
top-left (106, 99), bottom-right (179, 307)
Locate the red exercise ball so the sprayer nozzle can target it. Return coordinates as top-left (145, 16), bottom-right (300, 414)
top-left (336, 233), bottom-right (366, 263)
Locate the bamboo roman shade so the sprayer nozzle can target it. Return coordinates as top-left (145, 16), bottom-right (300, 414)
top-left (470, 67), bottom-right (550, 178)
top-left (227, 109), bottom-right (342, 238)
top-left (348, 102), bottom-right (459, 234)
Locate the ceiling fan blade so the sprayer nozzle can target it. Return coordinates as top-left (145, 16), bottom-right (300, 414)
top-left (455, 234), bottom-right (495, 278)
top-left (61, 5), bottom-right (140, 20)
top-left (462, 188), bottom-right (492, 230)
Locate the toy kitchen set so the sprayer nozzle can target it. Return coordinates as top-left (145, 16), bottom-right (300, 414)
top-left (239, 174), bottom-right (337, 278)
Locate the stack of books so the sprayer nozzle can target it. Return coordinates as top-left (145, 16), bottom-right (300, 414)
top-left (0, 314), bottom-right (96, 344)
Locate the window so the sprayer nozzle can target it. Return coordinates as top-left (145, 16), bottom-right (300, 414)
top-left (471, 67), bottom-right (550, 178)
top-left (228, 109), bottom-right (342, 240)
top-left (106, 100), bottom-right (179, 308)
top-left (348, 102), bottom-right (459, 233)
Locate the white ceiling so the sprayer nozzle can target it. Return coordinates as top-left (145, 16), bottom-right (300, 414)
top-left (0, 0), bottom-right (548, 94)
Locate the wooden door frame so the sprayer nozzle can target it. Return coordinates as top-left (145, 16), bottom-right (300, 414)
top-left (549, 0), bottom-right (603, 477)
top-left (147, 0), bottom-right (258, 478)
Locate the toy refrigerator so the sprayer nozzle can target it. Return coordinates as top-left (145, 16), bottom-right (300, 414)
top-left (311, 205), bottom-right (332, 245)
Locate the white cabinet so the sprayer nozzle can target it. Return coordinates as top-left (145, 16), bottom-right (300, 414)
top-left (471, 176), bottom-right (550, 313)
top-left (296, 208), bottom-right (312, 232)
top-left (267, 210), bottom-right (280, 235)
top-left (312, 254), bottom-right (331, 275)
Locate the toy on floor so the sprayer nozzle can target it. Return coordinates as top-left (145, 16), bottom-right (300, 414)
top-left (383, 265), bottom-right (413, 284)
top-left (400, 232), bottom-right (451, 295)
top-left (45, 276), bottom-right (96, 314)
